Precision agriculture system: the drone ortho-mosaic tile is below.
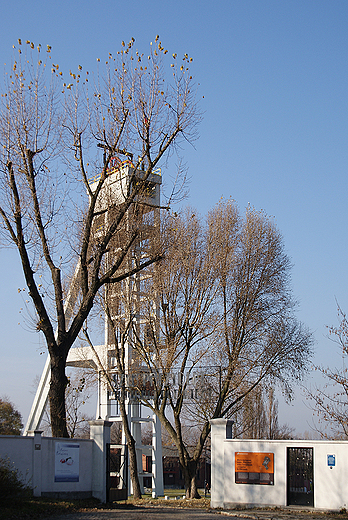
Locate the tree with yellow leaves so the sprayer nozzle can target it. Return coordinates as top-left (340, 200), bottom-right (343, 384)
top-left (0, 38), bottom-right (199, 441)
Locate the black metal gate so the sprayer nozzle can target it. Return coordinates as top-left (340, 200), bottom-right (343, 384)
top-left (106, 444), bottom-right (128, 502)
top-left (287, 447), bottom-right (314, 506)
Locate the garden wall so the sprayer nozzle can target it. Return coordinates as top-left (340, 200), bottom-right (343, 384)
top-left (211, 418), bottom-right (348, 511)
top-left (0, 420), bottom-right (111, 502)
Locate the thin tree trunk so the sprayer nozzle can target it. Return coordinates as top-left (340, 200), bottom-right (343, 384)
top-left (157, 408), bottom-right (202, 499)
top-left (119, 400), bottom-right (142, 499)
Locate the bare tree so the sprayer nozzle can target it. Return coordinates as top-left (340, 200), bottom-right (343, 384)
top-left (65, 372), bottom-right (95, 438)
top-left (306, 305), bottom-right (348, 439)
top-left (104, 305), bottom-right (143, 498)
top-left (233, 386), bottom-right (295, 439)
top-left (128, 200), bottom-right (313, 498)
top-left (0, 38), bottom-right (199, 437)
top-left (32, 371), bottom-right (95, 438)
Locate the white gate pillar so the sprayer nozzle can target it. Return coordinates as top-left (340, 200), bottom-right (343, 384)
top-left (210, 418), bottom-right (233, 509)
top-left (33, 430), bottom-right (43, 497)
top-left (89, 419), bottom-right (112, 503)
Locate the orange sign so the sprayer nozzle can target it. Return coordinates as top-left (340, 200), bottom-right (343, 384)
top-left (235, 452), bottom-right (274, 473)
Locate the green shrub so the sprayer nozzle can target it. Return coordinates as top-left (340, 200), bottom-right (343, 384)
top-left (0, 398), bottom-right (23, 435)
top-left (0, 457), bottom-right (28, 499)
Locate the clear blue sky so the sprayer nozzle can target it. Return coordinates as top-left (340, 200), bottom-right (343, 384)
top-left (0, 0), bottom-right (347, 435)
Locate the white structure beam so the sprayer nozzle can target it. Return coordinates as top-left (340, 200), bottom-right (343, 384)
top-left (25, 161), bottom-right (164, 495)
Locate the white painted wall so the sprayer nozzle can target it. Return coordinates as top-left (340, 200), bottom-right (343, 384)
top-left (312, 442), bottom-right (348, 510)
top-left (0, 420), bottom-right (112, 502)
top-left (0, 434), bottom-right (34, 486)
top-left (0, 432), bottom-right (93, 497)
top-left (211, 419), bottom-right (348, 511)
top-left (222, 440), bottom-right (288, 508)
top-left (40, 437), bottom-right (93, 495)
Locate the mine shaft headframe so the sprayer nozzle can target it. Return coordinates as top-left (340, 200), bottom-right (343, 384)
top-left (97, 144), bottom-right (134, 163)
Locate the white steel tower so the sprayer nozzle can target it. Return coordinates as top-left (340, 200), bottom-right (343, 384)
top-left (25, 156), bottom-right (164, 496)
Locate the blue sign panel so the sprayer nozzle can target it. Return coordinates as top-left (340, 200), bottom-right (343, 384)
top-left (327, 454), bottom-right (335, 467)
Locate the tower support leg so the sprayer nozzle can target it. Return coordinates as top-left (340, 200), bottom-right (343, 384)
top-left (152, 413), bottom-right (164, 497)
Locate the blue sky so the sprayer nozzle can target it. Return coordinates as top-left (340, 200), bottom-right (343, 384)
top-left (0, 0), bottom-right (347, 435)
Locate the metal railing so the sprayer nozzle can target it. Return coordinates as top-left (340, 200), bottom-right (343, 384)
top-left (88, 158), bottom-right (161, 185)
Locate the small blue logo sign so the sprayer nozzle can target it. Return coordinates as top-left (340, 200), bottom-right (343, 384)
top-left (327, 454), bottom-right (335, 467)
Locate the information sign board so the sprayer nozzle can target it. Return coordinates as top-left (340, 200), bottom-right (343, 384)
top-left (55, 442), bottom-right (80, 482)
top-left (235, 452), bottom-right (274, 485)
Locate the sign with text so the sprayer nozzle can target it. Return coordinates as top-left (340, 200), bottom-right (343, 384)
top-left (235, 452), bottom-right (274, 485)
top-left (55, 442), bottom-right (80, 482)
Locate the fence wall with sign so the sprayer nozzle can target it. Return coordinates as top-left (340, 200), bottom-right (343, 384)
top-left (0, 420), bottom-right (111, 502)
top-left (210, 419), bottom-right (348, 511)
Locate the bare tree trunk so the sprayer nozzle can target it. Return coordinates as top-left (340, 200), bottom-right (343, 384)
top-left (189, 474), bottom-right (200, 499)
top-left (119, 400), bottom-right (142, 499)
top-left (182, 460), bottom-right (200, 499)
top-left (128, 436), bottom-right (142, 499)
top-left (183, 468), bottom-right (191, 499)
top-left (49, 352), bottom-right (69, 438)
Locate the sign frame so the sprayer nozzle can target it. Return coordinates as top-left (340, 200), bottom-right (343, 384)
top-left (55, 442), bottom-right (80, 483)
top-left (235, 451), bottom-right (274, 485)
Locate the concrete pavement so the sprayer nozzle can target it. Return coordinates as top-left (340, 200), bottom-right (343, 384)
top-left (43, 506), bottom-right (222, 520)
top-left (42, 505), bottom-right (338, 520)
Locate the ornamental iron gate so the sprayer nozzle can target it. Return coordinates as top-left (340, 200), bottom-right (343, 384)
top-left (106, 444), bottom-right (128, 502)
top-left (287, 447), bottom-right (314, 506)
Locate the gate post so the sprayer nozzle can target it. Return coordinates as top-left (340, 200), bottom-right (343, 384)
top-left (210, 419), bottom-right (233, 509)
top-left (89, 419), bottom-right (112, 503)
top-left (32, 430), bottom-right (43, 497)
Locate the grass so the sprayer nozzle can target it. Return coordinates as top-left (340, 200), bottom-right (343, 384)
top-left (128, 487), bottom-right (211, 509)
top-left (0, 490), bottom-right (211, 519)
top-left (129, 496), bottom-right (211, 509)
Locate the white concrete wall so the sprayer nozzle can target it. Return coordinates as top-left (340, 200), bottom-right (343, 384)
top-left (211, 419), bottom-right (348, 511)
top-left (0, 434), bottom-right (34, 487)
top-left (0, 432), bottom-right (93, 498)
top-left (312, 442), bottom-right (348, 510)
top-left (222, 440), bottom-right (288, 509)
top-left (0, 424), bottom-right (114, 500)
top-left (40, 437), bottom-right (93, 496)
